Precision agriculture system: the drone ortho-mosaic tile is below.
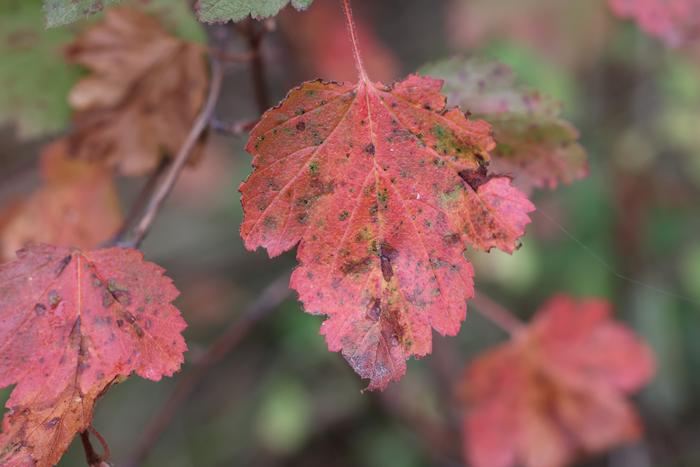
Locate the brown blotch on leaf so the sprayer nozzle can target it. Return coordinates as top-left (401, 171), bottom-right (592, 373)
top-left (55, 255), bottom-right (72, 277)
top-left (379, 243), bottom-right (398, 282)
top-left (367, 298), bottom-right (381, 321)
top-left (459, 165), bottom-right (491, 191)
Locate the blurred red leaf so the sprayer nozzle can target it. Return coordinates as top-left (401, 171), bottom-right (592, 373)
top-left (609, 0), bottom-right (700, 47)
top-left (65, 7), bottom-right (208, 176)
top-left (1, 140), bottom-right (122, 261)
top-left (0, 245), bottom-right (186, 466)
top-left (240, 72), bottom-right (534, 390)
top-left (461, 295), bottom-right (655, 467)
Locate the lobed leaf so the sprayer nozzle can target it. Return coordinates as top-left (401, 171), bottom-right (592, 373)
top-left (461, 295), bottom-right (655, 467)
top-left (0, 244), bottom-right (187, 466)
top-left (196, 0), bottom-right (314, 23)
top-left (240, 74), bottom-right (534, 390)
top-left (423, 57), bottom-right (587, 194)
top-left (65, 7), bottom-right (209, 176)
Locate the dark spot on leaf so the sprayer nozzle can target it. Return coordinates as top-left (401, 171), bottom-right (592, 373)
top-left (55, 255), bottom-right (72, 277)
top-left (364, 143), bottom-right (375, 156)
top-left (48, 291), bottom-right (61, 309)
top-left (44, 418), bottom-right (60, 429)
top-left (296, 121), bottom-right (306, 132)
top-left (34, 303), bottom-right (46, 316)
top-left (380, 243), bottom-right (398, 281)
top-left (367, 298), bottom-right (381, 321)
top-left (459, 165), bottom-right (491, 190)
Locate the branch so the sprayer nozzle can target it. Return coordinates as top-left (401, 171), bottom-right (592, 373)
top-left (80, 427), bottom-right (110, 467)
top-left (471, 290), bottom-right (525, 335)
top-left (116, 58), bottom-right (224, 249)
top-left (124, 272), bottom-right (292, 467)
top-left (210, 117), bottom-right (258, 137)
top-left (239, 19), bottom-right (271, 114)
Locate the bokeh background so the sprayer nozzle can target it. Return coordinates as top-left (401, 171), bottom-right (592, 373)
top-left (1, 0), bottom-right (699, 466)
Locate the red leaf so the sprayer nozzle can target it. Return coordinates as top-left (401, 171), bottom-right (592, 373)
top-left (461, 295), bottom-right (655, 467)
top-left (0, 244), bottom-right (186, 466)
top-left (240, 74), bottom-right (534, 390)
top-left (609, 0), bottom-right (700, 47)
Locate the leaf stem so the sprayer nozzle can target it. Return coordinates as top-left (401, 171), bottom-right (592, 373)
top-left (341, 0), bottom-right (368, 82)
top-left (117, 57), bottom-right (224, 249)
top-left (80, 427), bottom-right (110, 467)
top-left (471, 290), bottom-right (525, 335)
top-left (123, 272), bottom-right (292, 467)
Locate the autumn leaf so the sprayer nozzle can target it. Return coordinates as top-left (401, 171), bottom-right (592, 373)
top-left (65, 7), bottom-right (209, 176)
top-left (196, 0), bottom-right (314, 23)
top-left (0, 244), bottom-right (186, 467)
top-left (240, 50), bottom-right (534, 388)
top-left (1, 140), bottom-right (122, 261)
top-left (423, 57), bottom-right (588, 194)
top-left (461, 295), bottom-right (655, 467)
top-left (609, 0), bottom-right (700, 47)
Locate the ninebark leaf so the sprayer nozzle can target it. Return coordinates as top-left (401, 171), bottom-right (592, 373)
top-left (65, 7), bottom-right (208, 176)
top-left (0, 245), bottom-right (186, 466)
top-left (240, 74), bottom-right (534, 390)
top-left (461, 295), bottom-right (655, 467)
top-left (196, 0), bottom-right (314, 23)
top-left (43, 0), bottom-right (120, 27)
top-left (423, 57), bottom-right (588, 194)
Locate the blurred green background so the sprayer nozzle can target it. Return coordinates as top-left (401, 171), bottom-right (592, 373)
top-left (1, 0), bottom-right (699, 466)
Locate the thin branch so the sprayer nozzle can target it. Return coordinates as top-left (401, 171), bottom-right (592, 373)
top-left (117, 58), bottom-right (224, 249)
top-left (210, 117), bottom-right (258, 137)
top-left (124, 272), bottom-right (292, 467)
top-left (108, 158), bottom-right (170, 245)
top-left (240, 19), bottom-right (270, 115)
top-left (208, 48), bottom-right (254, 63)
top-left (80, 428), bottom-right (110, 467)
top-left (471, 290), bottom-right (525, 335)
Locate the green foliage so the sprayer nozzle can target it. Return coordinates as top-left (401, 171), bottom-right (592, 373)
top-left (0, 0), bottom-right (79, 138)
top-left (0, 0), bottom-right (204, 139)
top-left (43, 0), bottom-right (120, 27)
top-left (196, 0), bottom-right (314, 23)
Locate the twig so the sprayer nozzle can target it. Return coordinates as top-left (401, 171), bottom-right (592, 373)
top-left (124, 272), bottom-right (292, 467)
top-left (80, 427), bottom-right (110, 467)
top-left (108, 158), bottom-right (170, 245)
top-left (210, 117), bottom-right (259, 137)
top-left (208, 48), bottom-right (254, 63)
top-left (240, 19), bottom-right (270, 114)
top-left (117, 58), bottom-right (224, 249)
top-left (470, 290), bottom-right (525, 335)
